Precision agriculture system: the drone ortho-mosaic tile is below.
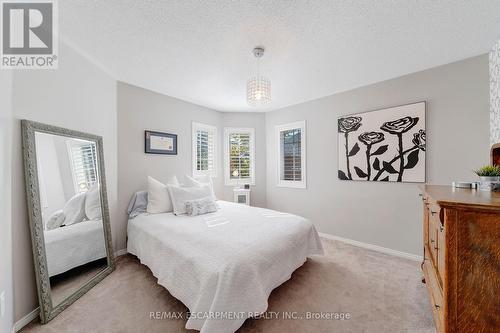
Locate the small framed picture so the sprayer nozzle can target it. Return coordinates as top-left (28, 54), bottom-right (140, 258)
top-left (145, 130), bottom-right (177, 155)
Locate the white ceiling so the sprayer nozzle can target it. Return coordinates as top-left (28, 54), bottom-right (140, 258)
top-left (60, 1), bottom-right (500, 112)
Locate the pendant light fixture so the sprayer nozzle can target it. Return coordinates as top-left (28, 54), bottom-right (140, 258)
top-left (247, 47), bottom-right (271, 106)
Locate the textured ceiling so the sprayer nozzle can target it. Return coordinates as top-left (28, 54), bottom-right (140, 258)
top-left (60, 1), bottom-right (500, 112)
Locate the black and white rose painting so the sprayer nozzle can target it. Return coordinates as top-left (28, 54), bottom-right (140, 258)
top-left (338, 102), bottom-right (426, 183)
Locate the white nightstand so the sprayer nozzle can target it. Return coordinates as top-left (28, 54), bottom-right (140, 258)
top-left (233, 188), bottom-right (251, 205)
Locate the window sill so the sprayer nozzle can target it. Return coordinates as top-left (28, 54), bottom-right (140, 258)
top-left (276, 181), bottom-right (307, 189)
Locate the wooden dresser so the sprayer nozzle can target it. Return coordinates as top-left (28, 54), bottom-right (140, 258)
top-left (420, 185), bottom-right (500, 333)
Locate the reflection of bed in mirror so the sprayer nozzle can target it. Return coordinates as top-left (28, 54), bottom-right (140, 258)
top-left (45, 220), bottom-right (106, 277)
top-left (23, 120), bottom-right (114, 323)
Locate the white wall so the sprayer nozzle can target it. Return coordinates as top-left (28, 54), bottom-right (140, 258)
top-left (35, 134), bottom-right (67, 222)
top-left (265, 55), bottom-right (490, 256)
top-left (11, 41), bottom-right (117, 322)
top-left (0, 71), bottom-right (14, 333)
top-left (490, 39), bottom-right (500, 146)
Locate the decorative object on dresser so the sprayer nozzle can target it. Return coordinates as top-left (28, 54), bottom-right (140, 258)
top-left (233, 188), bottom-right (250, 205)
top-left (473, 165), bottom-right (500, 191)
top-left (420, 185), bottom-right (499, 333)
top-left (338, 102), bottom-right (426, 183)
top-left (451, 181), bottom-right (477, 189)
top-left (145, 130), bottom-right (177, 155)
top-left (21, 120), bottom-right (115, 324)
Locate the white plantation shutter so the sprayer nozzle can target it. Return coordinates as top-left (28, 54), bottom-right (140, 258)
top-left (224, 128), bottom-right (255, 185)
top-left (280, 129), bottom-right (301, 181)
top-left (68, 141), bottom-right (98, 193)
top-left (276, 121), bottom-right (306, 188)
top-left (193, 122), bottom-right (217, 177)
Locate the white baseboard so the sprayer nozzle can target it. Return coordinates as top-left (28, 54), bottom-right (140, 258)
top-left (13, 307), bottom-right (39, 332)
top-left (114, 248), bottom-right (128, 257)
top-left (319, 232), bottom-right (423, 262)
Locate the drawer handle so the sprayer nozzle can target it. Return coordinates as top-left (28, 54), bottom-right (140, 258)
top-left (431, 211), bottom-right (438, 216)
top-left (435, 304), bottom-right (441, 310)
top-left (439, 225), bottom-right (444, 232)
top-left (430, 239), bottom-right (435, 244)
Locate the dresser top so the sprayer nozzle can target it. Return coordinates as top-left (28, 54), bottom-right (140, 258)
top-left (421, 185), bottom-right (500, 211)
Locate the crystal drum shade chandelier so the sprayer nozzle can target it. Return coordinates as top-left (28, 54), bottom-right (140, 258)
top-left (247, 47), bottom-right (271, 106)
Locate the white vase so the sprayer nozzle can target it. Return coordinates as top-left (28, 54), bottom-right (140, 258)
top-left (478, 176), bottom-right (500, 191)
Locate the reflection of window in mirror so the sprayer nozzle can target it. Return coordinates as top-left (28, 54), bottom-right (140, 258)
top-left (66, 140), bottom-right (98, 194)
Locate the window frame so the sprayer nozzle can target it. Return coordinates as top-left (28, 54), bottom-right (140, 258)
top-left (192, 121), bottom-right (217, 178)
top-left (275, 120), bottom-right (307, 189)
top-left (66, 139), bottom-right (99, 194)
top-left (224, 127), bottom-right (255, 186)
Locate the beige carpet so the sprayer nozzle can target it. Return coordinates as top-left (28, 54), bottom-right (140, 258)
top-left (21, 238), bottom-right (434, 333)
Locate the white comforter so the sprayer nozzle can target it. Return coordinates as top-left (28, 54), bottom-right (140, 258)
top-left (127, 201), bottom-right (324, 333)
top-left (44, 220), bottom-right (107, 277)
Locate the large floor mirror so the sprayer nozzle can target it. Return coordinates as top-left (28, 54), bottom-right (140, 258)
top-left (22, 120), bottom-right (114, 323)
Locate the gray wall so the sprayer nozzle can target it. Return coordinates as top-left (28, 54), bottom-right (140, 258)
top-left (0, 71), bottom-right (14, 333)
top-left (117, 82), bottom-right (223, 251)
top-left (11, 41), bottom-right (118, 322)
top-left (265, 55), bottom-right (490, 256)
top-left (116, 83), bottom-right (268, 252)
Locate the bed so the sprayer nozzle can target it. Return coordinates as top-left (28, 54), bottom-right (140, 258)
top-left (44, 220), bottom-right (107, 277)
top-left (127, 200), bottom-right (324, 333)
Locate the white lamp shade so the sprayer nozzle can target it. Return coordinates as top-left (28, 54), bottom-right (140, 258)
top-left (247, 76), bottom-right (271, 106)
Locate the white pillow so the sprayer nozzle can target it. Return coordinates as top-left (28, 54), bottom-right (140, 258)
top-left (85, 185), bottom-right (102, 220)
top-left (45, 210), bottom-right (65, 230)
top-left (167, 184), bottom-right (214, 215)
top-left (62, 192), bottom-right (87, 226)
top-left (146, 176), bottom-right (179, 214)
top-left (183, 174), bottom-right (216, 200)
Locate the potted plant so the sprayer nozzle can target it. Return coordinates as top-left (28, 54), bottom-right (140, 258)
top-left (474, 165), bottom-right (500, 191)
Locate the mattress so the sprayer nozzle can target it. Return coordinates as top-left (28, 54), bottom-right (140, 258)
top-left (127, 201), bottom-right (324, 333)
top-left (45, 219), bottom-right (107, 277)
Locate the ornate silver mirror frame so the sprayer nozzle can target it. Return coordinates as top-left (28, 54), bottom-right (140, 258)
top-left (21, 120), bottom-right (115, 323)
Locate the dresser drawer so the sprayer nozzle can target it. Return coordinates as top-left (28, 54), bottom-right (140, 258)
top-left (428, 210), bottom-right (438, 266)
top-left (436, 214), bottom-right (446, 286)
top-left (423, 258), bottom-right (445, 332)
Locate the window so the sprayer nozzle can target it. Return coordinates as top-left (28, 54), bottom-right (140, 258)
top-left (276, 121), bottom-right (306, 188)
top-left (192, 122), bottom-right (217, 177)
top-left (224, 128), bottom-right (255, 186)
top-left (67, 140), bottom-right (98, 194)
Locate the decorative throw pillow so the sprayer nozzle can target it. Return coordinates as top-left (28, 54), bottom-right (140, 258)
top-left (167, 184), bottom-right (214, 215)
top-left (45, 210), bottom-right (66, 230)
top-left (85, 185), bottom-right (102, 220)
top-left (62, 192), bottom-right (87, 225)
top-left (185, 196), bottom-right (218, 216)
top-left (183, 174), bottom-right (217, 200)
top-left (146, 176), bottom-right (179, 214)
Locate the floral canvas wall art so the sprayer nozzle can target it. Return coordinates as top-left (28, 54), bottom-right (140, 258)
top-left (338, 102), bottom-right (426, 183)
